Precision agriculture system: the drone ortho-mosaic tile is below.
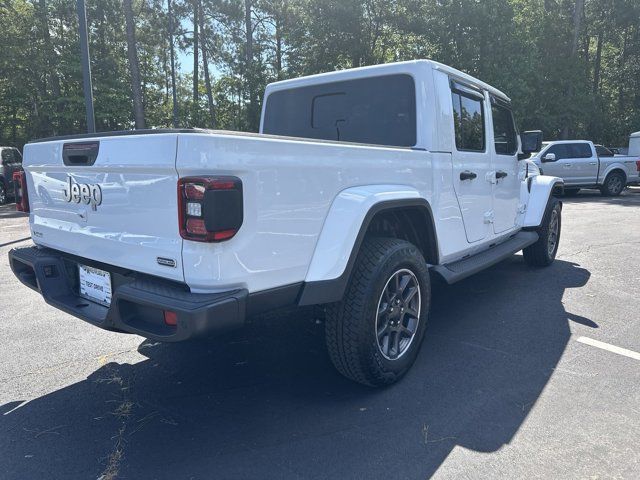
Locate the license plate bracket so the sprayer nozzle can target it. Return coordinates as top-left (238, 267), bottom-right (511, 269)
top-left (78, 264), bottom-right (112, 307)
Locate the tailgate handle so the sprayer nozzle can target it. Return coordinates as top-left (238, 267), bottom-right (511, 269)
top-left (63, 142), bottom-right (100, 166)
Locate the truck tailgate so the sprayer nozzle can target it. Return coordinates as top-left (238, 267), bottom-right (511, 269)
top-left (24, 133), bottom-right (184, 282)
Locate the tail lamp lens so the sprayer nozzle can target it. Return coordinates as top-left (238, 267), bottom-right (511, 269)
top-left (636, 160), bottom-right (640, 172)
top-left (13, 171), bottom-right (29, 212)
top-left (163, 310), bottom-right (178, 326)
top-left (178, 176), bottom-right (243, 242)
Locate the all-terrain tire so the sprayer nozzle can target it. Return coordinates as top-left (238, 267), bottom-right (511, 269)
top-left (600, 171), bottom-right (625, 196)
top-left (325, 237), bottom-right (430, 387)
top-left (523, 198), bottom-right (561, 267)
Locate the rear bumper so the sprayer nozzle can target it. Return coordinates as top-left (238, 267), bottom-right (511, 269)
top-left (8, 246), bottom-right (247, 342)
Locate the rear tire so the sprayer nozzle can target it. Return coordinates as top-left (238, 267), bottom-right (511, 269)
top-left (600, 171), bottom-right (625, 196)
top-left (325, 237), bottom-right (430, 387)
top-left (563, 188), bottom-right (580, 196)
top-left (523, 199), bottom-right (561, 267)
top-left (0, 182), bottom-right (7, 205)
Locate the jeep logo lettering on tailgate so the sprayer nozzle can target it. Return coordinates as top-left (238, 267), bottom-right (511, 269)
top-left (63, 176), bottom-right (103, 210)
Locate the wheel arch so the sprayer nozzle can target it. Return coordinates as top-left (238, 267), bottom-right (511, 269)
top-left (298, 186), bottom-right (438, 306)
top-left (601, 165), bottom-right (627, 184)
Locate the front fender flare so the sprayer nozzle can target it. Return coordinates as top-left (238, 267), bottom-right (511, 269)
top-left (523, 175), bottom-right (563, 228)
top-left (298, 185), bottom-right (432, 306)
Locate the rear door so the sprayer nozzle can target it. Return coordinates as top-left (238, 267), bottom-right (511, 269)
top-left (489, 96), bottom-right (520, 234)
top-left (24, 133), bottom-right (184, 282)
top-left (449, 81), bottom-right (494, 243)
top-left (567, 142), bottom-right (598, 184)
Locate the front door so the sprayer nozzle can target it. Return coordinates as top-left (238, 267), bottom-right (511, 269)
top-left (489, 96), bottom-right (521, 234)
top-left (450, 81), bottom-right (493, 243)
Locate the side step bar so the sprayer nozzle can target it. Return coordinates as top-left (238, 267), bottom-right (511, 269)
top-left (432, 231), bottom-right (539, 284)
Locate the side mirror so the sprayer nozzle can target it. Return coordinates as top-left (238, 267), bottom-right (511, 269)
top-left (542, 153), bottom-right (556, 163)
top-left (520, 130), bottom-right (543, 155)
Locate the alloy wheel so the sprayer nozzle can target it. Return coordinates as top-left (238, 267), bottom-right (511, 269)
top-left (547, 208), bottom-right (559, 257)
top-left (608, 176), bottom-right (623, 195)
top-left (375, 268), bottom-right (421, 360)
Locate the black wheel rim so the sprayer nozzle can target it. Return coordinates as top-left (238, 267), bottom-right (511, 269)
top-left (547, 208), bottom-right (559, 257)
top-left (375, 268), bottom-right (421, 361)
top-left (0, 185), bottom-right (5, 204)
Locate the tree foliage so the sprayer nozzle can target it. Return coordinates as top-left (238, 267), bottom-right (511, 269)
top-left (1, 0), bottom-right (639, 148)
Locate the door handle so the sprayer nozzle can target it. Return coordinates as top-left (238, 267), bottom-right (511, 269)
top-left (460, 170), bottom-right (477, 181)
top-left (589, 162), bottom-right (597, 165)
top-left (496, 171), bottom-right (508, 179)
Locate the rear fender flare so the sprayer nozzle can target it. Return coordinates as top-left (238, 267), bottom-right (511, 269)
top-left (298, 185), bottom-right (434, 305)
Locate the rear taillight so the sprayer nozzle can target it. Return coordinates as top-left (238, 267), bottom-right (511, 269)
top-left (177, 176), bottom-right (243, 242)
top-left (163, 310), bottom-right (178, 326)
top-left (635, 160), bottom-right (640, 172)
top-left (13, 171), bottom-right (29, 212)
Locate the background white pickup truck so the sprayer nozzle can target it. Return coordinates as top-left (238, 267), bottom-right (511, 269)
top-left (10, 60), bottom-right (563, 386)
top-left (530, 140), bottom-right (640, 195)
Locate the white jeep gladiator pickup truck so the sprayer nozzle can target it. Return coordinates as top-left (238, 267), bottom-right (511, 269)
top-left (9, 60), bottom-right (563, 386)
top-left (530, 140), bottom-right (640, 196)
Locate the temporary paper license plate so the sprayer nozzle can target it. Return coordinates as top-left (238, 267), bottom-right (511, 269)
top-left (78, 264), bottom-right (112, 307)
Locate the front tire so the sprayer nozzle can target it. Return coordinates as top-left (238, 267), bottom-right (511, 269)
top-left (600, 171), bottom-right (625, 196)
top-left (325, 237), bottom-right (430, 387)
top-left (523, 198), bottom-right (561, 267)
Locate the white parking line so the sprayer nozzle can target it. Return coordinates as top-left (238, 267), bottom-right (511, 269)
top-left (577, 336), bottom-right (640, 361)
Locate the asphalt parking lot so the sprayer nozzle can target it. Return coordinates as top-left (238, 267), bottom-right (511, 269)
top-left (1, 188), bottom-right (639, 479)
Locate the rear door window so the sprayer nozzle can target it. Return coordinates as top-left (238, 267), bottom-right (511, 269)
top-left (451, 85), bottom-right (485, 152)
top-left (568, 143), bottom-right (592, 158)
top-left (491, 100), bottom-right (517, 155)
top-left (262, 74), bottom-right (416, 147)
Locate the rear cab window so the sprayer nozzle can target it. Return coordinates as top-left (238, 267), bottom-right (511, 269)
top-left (2, 149), bottom-right (14, 165)
top-left (595, 145), bottom-right (614, 157)
top-left (262, 74), bottom-right (416, 147)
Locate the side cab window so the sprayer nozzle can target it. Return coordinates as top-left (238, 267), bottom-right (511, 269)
top-left (450, 81), bottom-right (485, 152)
top-left (546, 144), bottom-right (569, 160)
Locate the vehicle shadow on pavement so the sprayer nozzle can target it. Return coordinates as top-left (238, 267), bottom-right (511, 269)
top-left (0, 257), bottom-right (591, 479)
